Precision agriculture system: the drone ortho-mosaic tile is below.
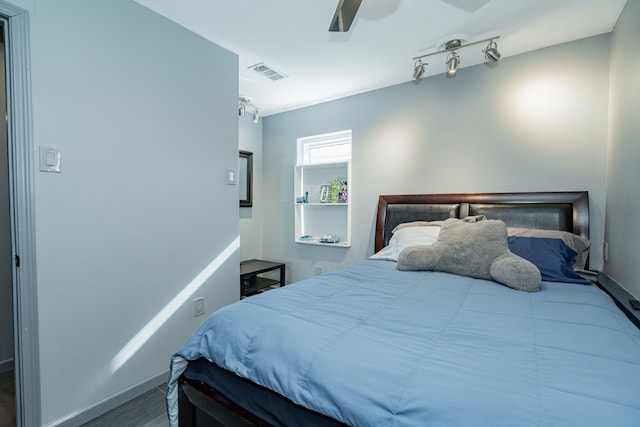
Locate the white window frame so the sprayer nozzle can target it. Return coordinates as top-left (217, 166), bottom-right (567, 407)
top-left (297, 130), bottom-right (352, 166)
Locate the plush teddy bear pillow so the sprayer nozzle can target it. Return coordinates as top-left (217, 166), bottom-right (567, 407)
top-left (397, 218), bottom-right (541, 292)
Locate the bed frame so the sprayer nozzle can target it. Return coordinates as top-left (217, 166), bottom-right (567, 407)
top-left (374, 191), bottom-right (589, 252)
top-left (178, 191), bottom-right (591, 427)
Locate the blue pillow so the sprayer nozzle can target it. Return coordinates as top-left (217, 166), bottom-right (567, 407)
top-left (507, 236), bottom-right (592, 285)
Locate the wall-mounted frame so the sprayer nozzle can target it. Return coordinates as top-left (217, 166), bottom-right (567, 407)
top-left (239, 150), bottom-right (253, 207)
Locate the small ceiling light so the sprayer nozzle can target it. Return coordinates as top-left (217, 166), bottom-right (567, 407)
top-left (446, 51), bottom-right (460, 77)
top-left (483, 40), bottom-right (501, 63)
top-left (413, 60), bottom-right (426, 80)
top-left (239, 97), bottom-right (260, 124)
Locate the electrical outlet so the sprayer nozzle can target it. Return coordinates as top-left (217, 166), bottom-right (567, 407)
top-left (315, 266), bottom-right (322, 276)
top-left (193, 297), bottom-right (205, 317)
top-left (603, 242), bottom-right (609, 262)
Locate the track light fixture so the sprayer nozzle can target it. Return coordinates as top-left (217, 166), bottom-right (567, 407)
top-left (446, 51), bottom-right (460, 76)
top-left (238, 97), bottom-right (260, 124)
top-left (412, 35), bottom-right (500, 79)
top-left (413, 59), bottom-right (426, 80)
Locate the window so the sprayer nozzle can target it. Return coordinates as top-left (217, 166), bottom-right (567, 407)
top-left (297, 130), bottom-right (352, 165)
top-left (294, 130), bottom-right (352, 247)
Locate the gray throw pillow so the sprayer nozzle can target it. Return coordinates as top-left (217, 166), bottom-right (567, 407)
top-left (397, 218), bottom-right (541, 292)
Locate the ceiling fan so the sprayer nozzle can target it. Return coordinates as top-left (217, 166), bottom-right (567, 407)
top-left (328, 0), bottom-right (489, 33)
top-left (329, 0), bottom-right (363, 32)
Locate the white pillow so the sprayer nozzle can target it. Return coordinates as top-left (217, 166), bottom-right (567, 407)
top-left (369, 226), bottom-right (441, 261)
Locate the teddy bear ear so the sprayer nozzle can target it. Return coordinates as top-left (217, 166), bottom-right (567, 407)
top-left (490, 253), bottom-right (541, 292)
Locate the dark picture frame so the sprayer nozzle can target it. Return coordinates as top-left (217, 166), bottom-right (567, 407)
top-left (239, 150), bottom-right (253, 207)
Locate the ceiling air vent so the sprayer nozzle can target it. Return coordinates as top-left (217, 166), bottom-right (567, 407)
top-left (248, 62), bottom-right (287, 81)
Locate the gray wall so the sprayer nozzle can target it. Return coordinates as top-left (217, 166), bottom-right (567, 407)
top-left (605, 0), bottom-right (640, 297)
top-left (6, 0), bottom-right (239, 424)
top-left (263, 35), bottom-right (611, 284)
top-left (0, 38), bottom-right (13, 370)
top-left (239, 114), bottom-right (264, 262)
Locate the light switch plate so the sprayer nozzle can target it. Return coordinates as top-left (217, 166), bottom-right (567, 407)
top-left (39, 146), bottom-right (61, 173)
top-left (227, 168), bottom-right (236, 185)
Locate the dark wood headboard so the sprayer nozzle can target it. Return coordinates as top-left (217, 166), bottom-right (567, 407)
top-left (375, 192), bottom-right (589, 253)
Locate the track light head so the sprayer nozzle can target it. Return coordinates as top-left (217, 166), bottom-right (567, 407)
top-left (446, 51), bottom-right (460, 77)
top-left (413, 60), bottom-right (426, 80)
top-left (483, 40), bottom-right (501, 63)
top-left (239, 97), bottom-right (260, 124)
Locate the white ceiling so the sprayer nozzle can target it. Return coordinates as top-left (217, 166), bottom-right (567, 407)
top-left (134, 0), bottom-right (627, 116)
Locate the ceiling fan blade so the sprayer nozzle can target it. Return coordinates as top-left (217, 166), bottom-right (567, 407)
top-left (329, 0), bottom-right (363, 32)
top-left (441, 0), bottom-right (490, 13)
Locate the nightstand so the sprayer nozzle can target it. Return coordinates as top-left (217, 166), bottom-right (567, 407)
top-left (240, 259), bottom-right (286, 298)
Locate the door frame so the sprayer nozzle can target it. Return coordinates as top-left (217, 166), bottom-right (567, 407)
top-left (1, 2), bottom-right (40, 427)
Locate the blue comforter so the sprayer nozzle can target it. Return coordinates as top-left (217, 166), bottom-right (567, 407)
top-left (167, 260), bottom-right (640, 426)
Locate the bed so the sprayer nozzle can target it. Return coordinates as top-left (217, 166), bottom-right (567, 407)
top-left (166, 191), bottom-right (640, 427)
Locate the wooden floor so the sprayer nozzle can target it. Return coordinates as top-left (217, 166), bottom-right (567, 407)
top-left (81, 384), bottom-right (169, 427)
top-left (0, 370), bottom-right (168, 427)
top-left (0, 370), bottom-right (15, 427)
